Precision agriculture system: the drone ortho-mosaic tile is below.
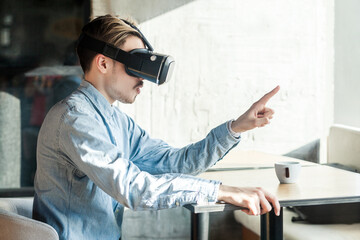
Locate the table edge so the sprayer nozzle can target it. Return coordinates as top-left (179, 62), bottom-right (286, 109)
top-left (184, 196), bottom-right (360, 213)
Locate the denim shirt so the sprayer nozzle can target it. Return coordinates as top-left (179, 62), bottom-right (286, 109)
top-left (33, 80), bottom-right (240, 240)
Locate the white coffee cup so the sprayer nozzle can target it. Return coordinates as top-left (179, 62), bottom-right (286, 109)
top-left (275, 161), bottom-right (301, 184)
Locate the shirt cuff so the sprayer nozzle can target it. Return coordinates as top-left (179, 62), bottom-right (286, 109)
top-left (196, 180), bottom-right (222, 205)
top-left (227, 120), bottom-right (241, 139)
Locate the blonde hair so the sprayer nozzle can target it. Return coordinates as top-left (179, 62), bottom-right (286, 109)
top-left (77, 14), bottom-right (142, 73)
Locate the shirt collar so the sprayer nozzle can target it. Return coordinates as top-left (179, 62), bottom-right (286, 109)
top-left (78, 80), bottom-right (115, 118)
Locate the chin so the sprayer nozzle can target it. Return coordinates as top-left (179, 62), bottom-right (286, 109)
top-left (118, 96), bottom-right (136, 104)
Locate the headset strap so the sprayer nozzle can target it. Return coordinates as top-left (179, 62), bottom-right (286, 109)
top-left (77, 33), bottom-right (143, 69)
top-left (120, 19), bottom-right (154, 52)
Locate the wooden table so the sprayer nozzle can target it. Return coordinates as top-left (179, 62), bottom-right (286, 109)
top-left (184, 151), bottom-right (360, 240)
top-left (209, 150), bottom-right (316, 170)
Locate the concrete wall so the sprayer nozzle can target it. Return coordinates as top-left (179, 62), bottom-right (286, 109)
top-left (91, 1), bottom-right (335, 239)
top-left (334, 0), bottom-right (360, 128)
top-left (93, 0), bottom-right (334, 156)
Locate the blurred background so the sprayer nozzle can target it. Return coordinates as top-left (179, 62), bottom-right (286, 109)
top-left (0, 0), bottom-right (359, 239)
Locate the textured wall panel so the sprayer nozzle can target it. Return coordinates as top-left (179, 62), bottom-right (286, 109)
top-left (0, 92), bottom-right (21, 188)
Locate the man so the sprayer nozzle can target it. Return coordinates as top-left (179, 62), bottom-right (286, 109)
top-left (33, 15), bottom-right (280, 240)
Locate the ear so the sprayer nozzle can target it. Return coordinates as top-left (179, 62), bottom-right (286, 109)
top-left (94, 54), bottom-right (111, 74)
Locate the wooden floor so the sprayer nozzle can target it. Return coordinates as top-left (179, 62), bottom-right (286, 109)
top-left (209, 211), bottom-right (260, 240)
top-left (241, 225), bottom-right (260, 240)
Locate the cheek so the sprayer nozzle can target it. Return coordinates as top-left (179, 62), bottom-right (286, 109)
top-left (112, 63), bottom-right (138, 88)
top-left (113, 72), bottom-right (135, 91)
top-left (112, 65), bottom-right (127, 82)
top-left (112, 62), bottom-right (126, 76)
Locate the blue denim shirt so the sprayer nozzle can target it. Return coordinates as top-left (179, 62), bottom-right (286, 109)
top-left (33, 80), bottom-right (240, 240)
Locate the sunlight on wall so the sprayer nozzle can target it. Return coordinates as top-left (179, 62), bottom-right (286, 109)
top-left (94, 0), bottom-right (334, 157)
top-left (89, 1), bottom-right (336, 239)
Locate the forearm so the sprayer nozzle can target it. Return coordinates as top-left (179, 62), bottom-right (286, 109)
top-left (133, 122), bottom-right (241, 175)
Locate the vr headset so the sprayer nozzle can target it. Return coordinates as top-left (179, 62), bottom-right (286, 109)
top-left (76, 19), bottom-right (175, 85)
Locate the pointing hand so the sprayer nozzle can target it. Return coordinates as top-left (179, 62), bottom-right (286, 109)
top-left (231, 86), bottom-right (280, 133)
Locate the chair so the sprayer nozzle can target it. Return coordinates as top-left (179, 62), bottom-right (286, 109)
top-left (327, 124), bottom-right (360, 171)
top-left (0, 197), bottom-right (59, 240)
top-left (233, 124), bottom-right (360, 240)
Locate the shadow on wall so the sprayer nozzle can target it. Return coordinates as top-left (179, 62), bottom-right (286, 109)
top-left (92, 0), bottom-right (195, 23)
top-left (284, 140), bottom-right (320, 163)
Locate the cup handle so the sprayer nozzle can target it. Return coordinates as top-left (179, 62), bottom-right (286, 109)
top-left (285, 167), bottom-right (290, 178)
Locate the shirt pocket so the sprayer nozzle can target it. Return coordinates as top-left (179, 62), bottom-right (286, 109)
top-left (73, 168), bottom-right (86, 179)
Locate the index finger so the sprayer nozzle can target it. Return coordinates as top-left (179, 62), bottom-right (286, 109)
top-left (257, 85), bottom-right (280, 105)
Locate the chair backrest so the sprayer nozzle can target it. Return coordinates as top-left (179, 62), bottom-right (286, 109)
top-left (328, 124), bottom-right (360, 171)
top-left (0, 209), bottom-right (59, 240)
top-left (0, 197), bottom-right (59, 240)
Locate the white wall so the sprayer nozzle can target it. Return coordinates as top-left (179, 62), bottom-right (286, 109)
top-left (91, 1), bottom-right (335, 239)
top-left (334, 0), bottom-right (360, 129)
top-left (96, 0), bottom-right (335, 157)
